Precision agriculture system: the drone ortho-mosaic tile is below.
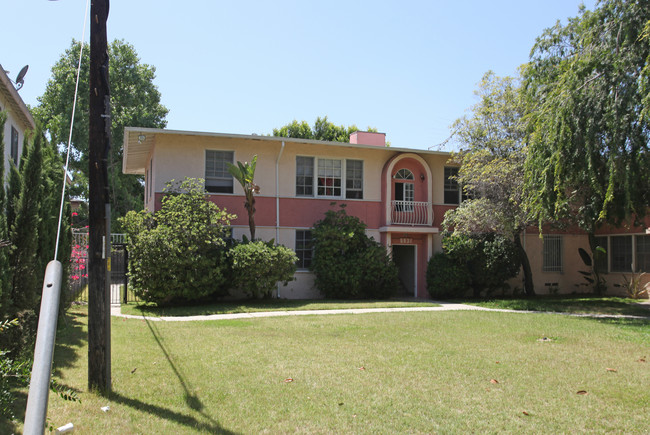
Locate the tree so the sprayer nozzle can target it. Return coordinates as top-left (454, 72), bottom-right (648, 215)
top-left (227, 156), bottom-right (260, 240)
top-left (273, 116), bottom-right (378, 142)
top-left (444, 71), bottom-right (535, 296)
top-left (9, 132), bottom-right (42, 311)
top-left (311, 205), bottom-right (399, 299)
top-left (34, 39), bottom-right (168, 228)
top-left (120, 178), bottom-right (234, 305)
top-left (522, 0), bottom-right (650, 239)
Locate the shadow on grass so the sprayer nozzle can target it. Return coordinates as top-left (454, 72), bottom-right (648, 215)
top-left (127, 298), bottom-right (438, 317)
top-left (141, 317), bottom-right (235, 433)
top-left (461, 295), bottom-right (650, 317)
top-left (52, 310), bottom-right (87, 376)
top-left (108, 391), bottom-right (237, 434)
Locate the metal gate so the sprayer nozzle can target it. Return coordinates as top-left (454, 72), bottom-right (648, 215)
top-left (69, 231), bottom-right (137, 304)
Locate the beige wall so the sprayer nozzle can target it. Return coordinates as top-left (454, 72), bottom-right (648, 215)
top-left (0, 95), bottom-right (25, 183)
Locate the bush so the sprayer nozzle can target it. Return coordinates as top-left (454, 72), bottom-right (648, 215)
top-left (311, 205), bottom-right (399, 299)
top-left (229, 239), bottom-right (298, 299)
top-left (120, 178), bottom-right (234, 305)
top-left (426, 253), bottom-right (470, 298)
top-left (429, 233), bottom-right (519, 298)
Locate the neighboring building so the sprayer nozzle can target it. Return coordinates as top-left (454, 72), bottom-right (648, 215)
top-left (123, 127), bottom-right (650, 299)
top-left (0, 64), bottom-right (35, 181)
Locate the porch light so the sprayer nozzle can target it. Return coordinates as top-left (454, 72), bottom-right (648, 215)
top-left (137, 134), bottom-right (146, 144)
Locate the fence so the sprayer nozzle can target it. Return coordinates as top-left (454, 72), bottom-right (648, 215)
top-left (69, 231), bottom-right (139, 304)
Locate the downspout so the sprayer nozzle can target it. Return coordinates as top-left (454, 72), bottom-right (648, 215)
top-left (275, 141), bottom-right (285, 298)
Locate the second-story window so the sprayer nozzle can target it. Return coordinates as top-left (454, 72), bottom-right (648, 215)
top-left (297, 157), bottom-right (363, 199)
top-left (205, 150), bottom-right (234, 193)
top-left (317, 158), bottom-right (342, 196)
top-left (345, 159), bottom-right (363, 199)
top-left (296, 156), bottom-right (314, 196)
top-left (444, 167), bottom-right (460, 204)
top-left (394, 168), bottom-right (414, 211)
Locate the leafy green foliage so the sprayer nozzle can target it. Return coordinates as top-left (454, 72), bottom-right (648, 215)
top-left (432, 233), bottom-right (520, 298)
top-left (120, 178), bottom-right (234, 305)
top-left (34, 39), bottom-right (168, 229)
top-left (446, 71), bottom-right (535, 296)
top-left (227, 156), bottom-right (260, 240)
top-left (426, 253), bottom-right (470, 298)
top-left (8, 132), bottom-right (42, 312)
top-left (577, 246), bottom-right (607, 294)
top-left (310, 205), bottom-right (399, 299)
top-left (228, 239), bottom-right (297, 299)
top-left (522, 0), bottom-right (650, 232)
top-left (272, 116), bottom-right (378, 142)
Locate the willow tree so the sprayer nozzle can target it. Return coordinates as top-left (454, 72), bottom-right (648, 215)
top-left (522, 0), bottom-right (650, 241)
top-left (443, 71), bottom-right (535, 296)
top-left (228, 155), bottom-right (260, 240)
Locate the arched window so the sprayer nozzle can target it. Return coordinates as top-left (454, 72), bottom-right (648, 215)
top-left (394, 168), bottom-right (414, 180)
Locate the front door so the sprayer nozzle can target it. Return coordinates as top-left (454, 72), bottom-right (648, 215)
top-left (392, 245), bottom-right (416, 297)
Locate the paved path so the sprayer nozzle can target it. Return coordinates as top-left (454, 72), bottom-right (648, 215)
top-left (110, 302), bottom-right (650, 322)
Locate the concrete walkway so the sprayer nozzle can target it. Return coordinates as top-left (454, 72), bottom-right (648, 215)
top-left (110, 302), bottom-right (650, 322)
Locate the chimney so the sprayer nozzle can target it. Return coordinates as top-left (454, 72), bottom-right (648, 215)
top-left (349, 131), bottom-right (386, 147)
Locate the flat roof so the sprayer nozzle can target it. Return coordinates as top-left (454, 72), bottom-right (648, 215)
top-left (123, 126), bottom-right (452, 175)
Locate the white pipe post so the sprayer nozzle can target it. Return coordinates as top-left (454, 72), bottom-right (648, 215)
top-left (23, 261), bottom-right (63, 435)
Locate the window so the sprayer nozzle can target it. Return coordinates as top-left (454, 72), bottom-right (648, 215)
top-left (394, 169), bottom-right (414, 211)
top-left (594, 236), bottom-right (608, 274)
top-left (10, 126), bottom-right (19, 166)
top-left (205, 150), bottom-right (234, 193)
top-left (295, 230), bottom-right (313, 269)
top-left (346, 160), bottom-right (363, 199)
top-left (444, 167), bottom-right (460, 204)
top-left (543, 235), bottom-right (563, 272)
top-left (635, 235), bottom-right (650, 273)
top-left (317, 159), bottom-right (342, 196)
top-left (296, 157), bottom-right (363, 199)
top-left (296, 156), bottom-right (314, 196)
top-left (610, 235), bottom-right (632, 272)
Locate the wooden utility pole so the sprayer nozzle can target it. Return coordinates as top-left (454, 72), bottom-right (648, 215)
top-left (88, 0), bottom-right (111, 392)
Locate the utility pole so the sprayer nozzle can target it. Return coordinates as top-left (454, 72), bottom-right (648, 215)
top-left (88, 0), bottom-right (111, 392)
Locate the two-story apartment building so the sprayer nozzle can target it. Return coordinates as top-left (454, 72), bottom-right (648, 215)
top-left (123, 127), bottom-right (650, 299)
top-left (0, 64), bottom-right (35, 182)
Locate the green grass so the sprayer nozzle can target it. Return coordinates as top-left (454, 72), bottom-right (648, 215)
top-left (462, 295), bottom-right (650, 317)
top-left (4, 306), bottom-right (649, 433)
top-left (120, 299), bottom-right (441, 317)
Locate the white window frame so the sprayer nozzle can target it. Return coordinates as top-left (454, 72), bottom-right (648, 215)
top-left (444, 166), bottom-right (460, 205)
top-left (296, 156), bottom-right (364, 199)
top-left (295, 229), bottom-right (313, 270)
top-left (345, 159), bottom-right (363, 199)
top-left (205, 150), bottom-right (234, 194)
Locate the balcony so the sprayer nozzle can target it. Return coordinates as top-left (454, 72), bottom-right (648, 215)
top-left (390, 201), bottom-right (432, 226)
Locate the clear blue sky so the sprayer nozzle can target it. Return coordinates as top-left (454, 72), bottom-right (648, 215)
top-left (3, 0), bottom-right (596, 151)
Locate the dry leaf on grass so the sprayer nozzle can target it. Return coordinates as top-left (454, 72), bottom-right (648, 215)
top-left (606, 368), bottom-right (617, 372)
top-left (576, 390), bottom-right (588, 395)
top-left (490, 379), bottom-right (499, 384)
top-left (358, 367), bottom-right (366, 371)
top-left (637, 357), bottom-right (646, 363)
top-left (284, 378), bottom-right (293, 383)
top-left (522, 411), bottom-right (530, 416)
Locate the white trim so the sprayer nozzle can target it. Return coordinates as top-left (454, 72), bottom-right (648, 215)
top-left (383, 153), bottom-right (433, 226)
top-left (295, 155), bottom-right (365, 200)
top-left (379, 226), bottom-right (439, 234)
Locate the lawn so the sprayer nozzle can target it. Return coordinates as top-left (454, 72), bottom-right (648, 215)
top-left (464, 295), bottom-right (650, 317)
top-left (4, 306), bottom-right (649, 433)
top-left (120, 299), bottom-right (441, 317)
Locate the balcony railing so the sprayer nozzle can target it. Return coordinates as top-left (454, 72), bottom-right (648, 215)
top-left (390, 201), bottom-right (432, 226)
